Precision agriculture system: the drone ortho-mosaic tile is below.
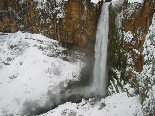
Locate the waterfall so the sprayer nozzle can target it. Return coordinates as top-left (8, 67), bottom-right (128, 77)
top-left (93, 2), bottom-right (110, 97)
top-left (61, 2), bottom-right (110, 99)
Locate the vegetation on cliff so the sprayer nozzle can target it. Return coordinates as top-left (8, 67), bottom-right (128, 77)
top-left (108, 0), bottom-right (155, 115)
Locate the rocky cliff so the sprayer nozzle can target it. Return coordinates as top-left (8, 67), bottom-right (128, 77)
top-left (108, 0), bottom-right (155, 115)
top-left (108, 0), bottom-right (155, 89)
top-left (0, 0), bottom-right (103, 49)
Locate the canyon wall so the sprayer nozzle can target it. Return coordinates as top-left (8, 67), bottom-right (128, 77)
top-left (0, 0), bottom-right (103, 50)
top-left (108, 1), bottom-right (155, 115)
top-left (108, 0), bottom-right (155, 92)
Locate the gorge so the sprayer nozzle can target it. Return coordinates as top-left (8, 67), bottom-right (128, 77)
top-left (0, 0), bottom-right (155, 115)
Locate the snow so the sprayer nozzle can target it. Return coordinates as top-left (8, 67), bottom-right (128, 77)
top-left (124, 31), bottom-right (133, 43)
top-left (111, 0), bottom-right (143, 9)
top-left (39, 91), bottom-right (142, 116)
top-left (128, 0), bottom-right (143, 3)
top-left (91, 0), bottom-right (100, 3)
top-left (0, 31), bottom-right (83, 115)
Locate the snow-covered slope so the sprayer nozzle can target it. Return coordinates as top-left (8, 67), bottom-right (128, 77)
top-left (39, 85), bottom-right (142, 116)
top-left (0, 31), bottom-right (84, 115)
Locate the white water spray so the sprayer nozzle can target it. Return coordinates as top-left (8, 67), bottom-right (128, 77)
top-left (93, 2), bottom-right (110, 97)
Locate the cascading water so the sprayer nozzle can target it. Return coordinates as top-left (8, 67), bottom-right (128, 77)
top-left (93, 2), bottom-right (110, 97)
top-left (61, 2), bottom-right (110, 99)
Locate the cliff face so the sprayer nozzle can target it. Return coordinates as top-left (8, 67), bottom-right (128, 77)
top-left (108, 1), bottom-right (155, 115)
top-left (0, 0), bottom-right (102, 50)
top-left (59, 0), bottom-right (99, 48)
top-left (108, 0), bottom-right (155, 90)
top-left (123, 0), bottom-right (154, 73)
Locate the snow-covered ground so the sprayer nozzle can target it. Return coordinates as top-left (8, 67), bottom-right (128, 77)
top-left (39, 85), bottom-right (142, 116)
top-left (0, 32), bottom-right (84, 115)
